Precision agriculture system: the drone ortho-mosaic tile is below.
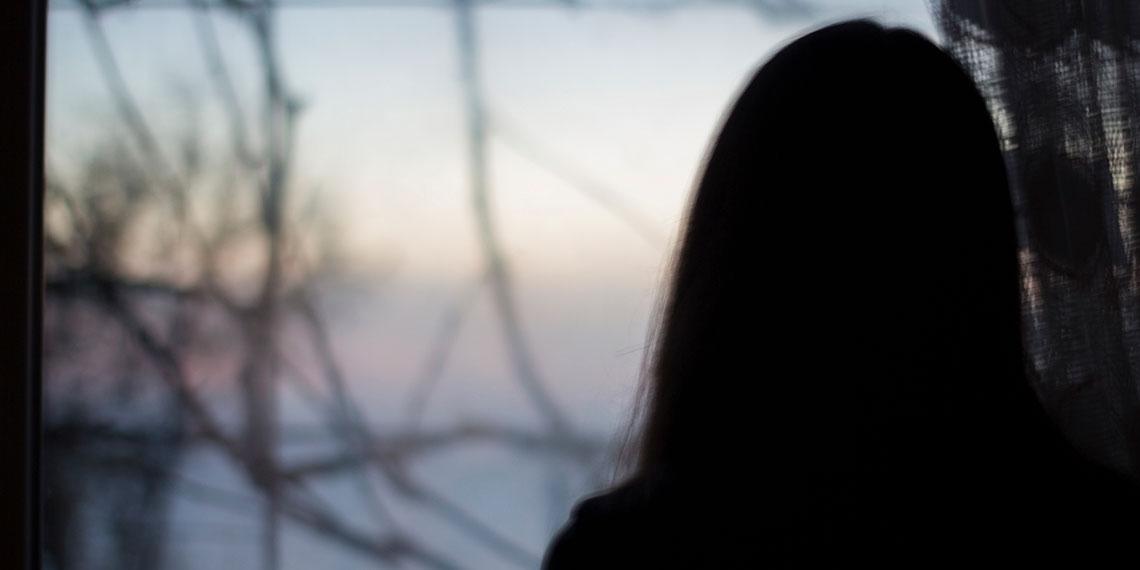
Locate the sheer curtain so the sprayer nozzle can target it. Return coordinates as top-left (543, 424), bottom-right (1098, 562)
top-left (935, 1), bottom-right (1140, 478)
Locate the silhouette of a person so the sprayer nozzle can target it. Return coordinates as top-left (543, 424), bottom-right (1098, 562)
top-left (543, 20), bottom-right (1140, 568)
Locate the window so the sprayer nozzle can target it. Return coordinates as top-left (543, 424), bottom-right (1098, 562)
top-left (41, 1), bottom-right (932, 568)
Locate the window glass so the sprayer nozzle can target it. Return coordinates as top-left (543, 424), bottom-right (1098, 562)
top-left (43, 1), bottom-right (932, 567)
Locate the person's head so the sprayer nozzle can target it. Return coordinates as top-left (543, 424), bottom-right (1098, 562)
top-left (625, 20), bottom-right (1037, 491)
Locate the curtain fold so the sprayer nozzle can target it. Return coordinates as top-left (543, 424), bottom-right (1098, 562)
top-left (934, 0), bottom-right (1140, 478)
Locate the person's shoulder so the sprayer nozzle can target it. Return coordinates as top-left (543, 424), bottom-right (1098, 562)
top-left (540, 504), bottom-right (600, 570)
top-left (541, 475), bottom-right (668, 569)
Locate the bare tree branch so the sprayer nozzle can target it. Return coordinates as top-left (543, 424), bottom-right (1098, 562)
top-left (188, 0), bottom-right (261, 166)
top-left (454, 0), bottom-right (573, 436)
top-left (403, 272), bottom-right (487, 431)
top-left (80, 6), bottom-right (190, 212)
top-left (283, 420), bottom-right (603, 478)
top-left (491, 110), bottom-right (667, 248)
top-left (289, 289), bottom-right (544, 567)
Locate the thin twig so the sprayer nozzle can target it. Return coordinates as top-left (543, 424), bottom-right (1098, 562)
top-left (402, 273), bottom-right (487, 431)
top-left (491, 110), bottom-right (666, 248)
top-left (455, 0), bottom-right (573, 435)
top-left (188, 0), bottom-right (261, 166)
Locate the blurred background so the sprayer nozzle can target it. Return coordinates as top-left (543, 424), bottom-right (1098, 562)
top-left (43, 1), bottom-right (931, 568)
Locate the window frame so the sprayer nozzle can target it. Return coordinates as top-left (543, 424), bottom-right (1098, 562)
top-left (0, 0), bottom-right (47, 567)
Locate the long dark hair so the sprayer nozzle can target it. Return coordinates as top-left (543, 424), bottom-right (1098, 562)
top-left (543, 22), bottom-right (1140, 568)
top-left (620, 20), bottom-right (1054, 489)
